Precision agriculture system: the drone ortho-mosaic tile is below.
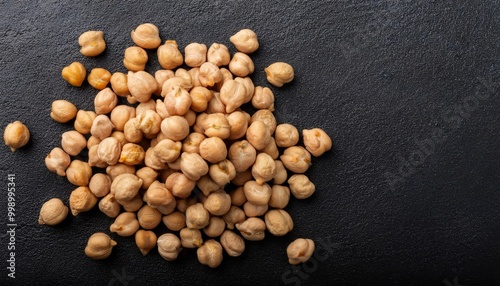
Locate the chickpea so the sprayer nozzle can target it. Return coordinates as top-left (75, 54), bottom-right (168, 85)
top-left (230, 29), bottom-right (259, 54)
top-left (229, 52), bottom-right (254, 77)
top-left (136, 166), bottom-right (158, 190)
top-left (231, 170), bottom-right (253, 187)
top-left (243, 201), bottom-right (268, 217)
top-left (196, 175), bottom-right (220, 197)
top-left (62, 62), bottom-right (86, 87)
top-left (246, 120), bottom-right (271, 150)
top-left (275, 123), bottom-right (299, 148)
top-left (251, 109), bottom-right (277, 134)
top-left (161, 116), bottom-right (190, 141)
top-left (264, 209), bottom-right (293, 236)
top-left (87, 136), bottom-right (102, 150)
top-left (176, 197), bottom-right (197, 213)
top-left (269, 185), bottom-right (290, 209)
top-left (131, 23), bottom-right (161, 49)
top-left (193, 112), bottom-right (207, 134)
top-left (89, 173), bottom-right (112, 198)
top-left (106, 163), bottom-right (135, 180)
top-left (88, 145), bottom-right (107, 168)
top-left (162, 211), bottom-right (186, 231)
top-left (110, 72), bottom-right (129, 96)
top-left (184, 42), bottom-right (207, 67)
top-left (206, 91), bottom-right (226, 114)
top-left (45, 147), bottom-right (71, 176)
top-left (99, 194), bottom-right (121, 218)
top-left (157, 233), bottom-right (183, 261)
top-left (228, 140), bottom-right (256, 172)
top-left (66, 160), bottom-right (92, 186)
top-left (213, 67), bottom-right (233, 91)
top-left (302, 128), bottom-right (332, 157)
top-left (207, 43), bottom-right (230, 66)
top-left (188, 67), bottom-right (202, 87)
top-left (158, 40), bottom-right (183, 70)
top-left (69, 186), bottom-right (97, 216)
top-left (203, 190), bottom-right (231, 216)
top-left (199, 62), bottom-right (222, 87)
top-left (78, 30), bottom-right (106, 57)
top-left (137, 205), bottom-right (162, 229)
top-left (252, 86), bottom-right (275, 111)
top-left (154, 69), bottom-right (175, 95)
top-left (209, 160), bottom-right (236, 186)
top-left (124, 118), bottom-right (143, 143)
top-left (94, 87), bottom-right (117, 114)
top-left (252, 153), bottom-right (277, 184)
top-left (154, 139), bottom-right (181, 163)
top-left (84, 233), bottom-right (117, 260)
top-left (287, 238), bottom-right (315, 265)
top-left (265, 62), bottom-right (294, 87)
top-left (111, 173), bottom-right (143, 203)
top-left (90, 114), bottom-right (114, 140)
top-left (185, 203), bottom-right (210, 229)
top-left (226, 111), bottom-right (248, 140)
top-left (88, 68), bottom-right (112, 90)
top-left (135, 229), bottom-right (157, 256)
top-left (144, 181), bottom-right (176, 212)
top-left (197, 240), bottom-right (223, 268)
top-left (243, 180), bottom-right (272, 206)
top-left (38, 198), bottom-right (68, 226)
top-left (127, 71), bottom-right (157, 103)
top-left (220, 230), bottom-right (245, 257)
top-left (144, 147), bottom-right (168, 170)
top-left (75, 110), bottom-right (97, 135)
top-left (229, 186), bottom-right (247, 207)
top-left (3, 121), bottom-right (30, 151)
top-left (288, 174), bottom-right (315, 199)
top-left (203, 216), bottom-right (226, 237)
top-left (189, 86), bottom-right (213, 112)
top-left (199, 137), bottom-right (227, 163)
top-left (137, 110), bottom-right (162, 137)
top-left (235, 217), bottom-right (266, 241)
top-left (123, 46), bottom-right (148, 71)
top-left (165, 172), bottom-right (195, 198)
top-left (184, 109), bottom-right (197, 126)
top-left (180, 152), bottom-right (209, 181)
top-left (219, 79), bottom-right (247, 113)
top-left (222, 206), bottom-right (246, 229)
top-left (118, 143), bottom-right (145, 165)
top-left (203, 113), bottom-right (231, 139)
top-left (50, 100), bottom-right (77, 123)
top-left (280, 146), bottom-right (312, 173)
top-left (110, 212), bottom-right (140, 237)
top-left (162, 76), bottom-right (192, 94)
top-left (97, 137), bottom-right (121, 165)
top-left (122, 194), bottom-right (144, 212)
top-left (110, 105), bottom-right (135, 132)
top-left (61, 130), bottom-right (86, 156)
top-left (163, 86), bottom-right (192, 115)
top-left (262, 137), bottom-right (279, 160)
top-left (180, 228), bottom-right (203, 248)
top-left (234, 77), bottom-right (254, 103)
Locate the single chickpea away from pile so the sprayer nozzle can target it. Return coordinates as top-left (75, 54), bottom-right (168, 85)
top-left (38, 25), bottom-right (334, 268)
top-left (4, 121), bottom-right (30, 151)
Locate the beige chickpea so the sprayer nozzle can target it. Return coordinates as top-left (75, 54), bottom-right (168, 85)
top-left (197, 240), bottom-right (223, 268)
top-left (287, 238), bottom-right (315, 265)
top-left (87, 136), bottom-right (101, 150)
top-left (111, 173), bottom-right (143, 202)
top-left (180, 228), bottom-right (203, 248)
top-left (199, 62), bottom-right (222, 87)
top-left (222, 206), bottom-right (246, 229)
top-left (135, 229), bottom-right (157, 256)
top-left (189, 86), bottom-right (213, 112)
top-left (252, 86), bottom-right (275, 111)
top-left (273, 160), bottom-right (287, 185)
top-left (88, 145), bottom-right (107, 168)
top-left (118, 143), bottom-right (144, 165)
top-left (199, 137), bottom-right (227, 164)
top-left (207, 43), bottom-right (231, 66)
top-left (229, 186), bottom-right (247, 206)
top-left (163, 86), bottom-right (192, 115)
top-left (161, 116), bottom-right (190, 141)
top-left (193, 112), bottom-right (207, 134)
top-left (184, 109), bottom-right (197, 126)
top-left (154, 69), bottom-right (175, 95)
top-left (243, 180), bottom-right (272, 206)
top-left (158, 40), bottom-right (183, 70)
top-left (109, 72), bottom-right (129, 96)
top-left (225, 111), bottom-right (247, 140)
top-left (66, 160), bottom-right (92, 186)
top-left (99, 194), bottom-right (121, 218)
top-left (213, 67), bottom-right (233, 91)
top-left (251, 109), bottom-right (276, 134)
top-left (185, 203), bottom-right (210, 229)
top-left (69, 186), bottom-right (97, 216)
top-left (136, 99), bottom-right (157, 116)
top-left (246, 120), bottom-right (271, 150)
top-left (123, 46), bottom-right (148, 71)
top-left (176, 197), bottom-right (197, 213)
top-left (203, 216), bottom-right (226, 237)
top-left (206, 91), bottom-right (226, 114)
top-left (136, 167), bottom-right (158, 190)
top-left (88, 68), bottom-right (112, 90)
top-left (4, 121), bottom-right (30, 152)
top-left (110, 105), bottom-right (135, 132)
top-left (74, 110), bottom-right (96, 135)
top-left (165, 172), bottom-right (195, 198)
top-left (127, 71), bottom-right (157, 103)
top-left (230, 29), bottom-right (259, 53)
top-left (154, 139), bottom-right (182, 163)
top-left (97, 137), bottom-right (121, 165)
top-left (219, 79), bottom-right (247, 113)
top-left (45, 147), bottom-right (71, 176)
top-left (50, 100), bottom-right (77, 123)
top-left (234, 77), bottom-right (254, 103)
top-left (203, 113), bottom-right (230, 139)
top-left (265, 209), bottom-right (294, 236)
top-left (61, 130), bottom-right (86, 156)
top-left (137, 205), bottom-right (162, 229)
top-left (122, 194), bottom-right (144, 212)
top-left (144, 147), bottom-right (168, 170)
top-left (38, 198), bottom-right (68, 225)
top-left (196, 175), bottom-right (220, 197)
top-left (184, 43), bottom-right (207, 67)
top-left (280, 146), bottom-right (312, 173)
top-left (229, 52), bottom-right (254, 77)
top-left (110, 212), bottom-right (140, 237)
top-left (269, 185), bottom-right (290, 209)
top-left (84, 233), bottom-right (116, 260)
top-left (155, 99), bottom-right (170, 119)
top-left (131, 23), bottom-right (161, 49)
top-left (78, 31), bottom-right (106, 57)
top-left (188, 67), bottom-right (202, 87)
top-left (231, 169), bottom-right (253, 187)
top-left (235, 217), bottom-right (266, 241)
top-left (157, 233), bottom-right (183, 261)
top-left (137, 110), bottom-right (162, 137)
top-left (252, 153), bottom-right (277, 184)
top-left (106, 163), bottom-right (135, 180)
top-left (124, 118), bottom-right (143, 143)
top-left (180, 152), bottom-right (209, 181)
top-left (209, 160), bottom-right (236, 186)
top-left (204, 190), bottom-right (231, 216)
top-left (89, 173), bottom-right (112, 197)
top-left (162, 76), bottom-right (192, 95)
top-left (265, 62), bottom-right (294, 87)
top-left (228, 140), bottom-right (256, 172)
top-left (90, 114), bottom-right (114, 140)
top-left (243, 201), bottom-right (268, 217)
top-left (162, 211), bottom-right (186, 231)
top-left (61, 62), bottom-right (86, 87)
top-left (94, 87), bottom-right (117, 114)
top-left (182, 132), bottom-right (205, 154)
top-left (220, 230), bottom-right (245, 257)
top-left (288, 174), bottom-right (315, 199)
top-left (144, 181), bottom-right (176, 212)
top-left (262, 137), bottom-right (279, 159)
top-left (302, 128), bottom-right (332, 157)
top-left (275, 123), bottom-right (299, 147)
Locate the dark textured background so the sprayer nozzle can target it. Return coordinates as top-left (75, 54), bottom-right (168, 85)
top-left (1, 0), bottom-right (500, 285)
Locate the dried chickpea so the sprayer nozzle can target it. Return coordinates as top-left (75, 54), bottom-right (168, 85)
top-left (269, 185), bottom-right (290, 209)
top-left (99, 194), bottom-right (121, 218)
top-left (137, 110), bottom-right (162, 137)
top-left (180, 152), bottom-right (209, 181)
top-left (220, 230), bottom-right (245, 257)
top-left (231, 169), bottom-right (253, 187)
top-left (88, 173), bottom-right (112, 197)
top-left (180, 228), bottom-right (203, 248)
top-left (251, 153), bottom-right (277, 184)
top-left (144, 181), bottom-right (176, 211)
top-left (131, 23), bottom-right (161, 49)
top-left (4, 121), bottom-right (30, 151)
top-left (203, 113), bottom-right (230, 139)
top-left (287, 238), bottom-right (315, 265)
top-left (234, 77), bottom-right (254, 103)
top-left (88, 68), bottom-right (112, 90)
top-left (50, 100), bottom-right (77, 123)
top-left (184, 43), bottom-right (207, 67)
top-left (45, 147), bottom-right (71, 176)
top-left (203, 216), bottom-right (226, 237)
top-left (110, 105), bottom-right (136, 132)
top-left (185, 203), bottom-right (210, 229)
top-left (84, 233), bottom-right (116, 260)
top-left (122, 194), bottom-right (144, 212)
top-left (197, 240), bottom-right (223, 268)
top-left (137, 205), bottom-right (162, 229)
top-left (223, 206), bottom-right (246, 229)
top-left (219, 79), bottom-right (247, 113)
top-left (235, 217), bottom-right (266, 241)
top-left (262, 137), bottom-right (279, 159)
top-left (228, 140), bottom-right (256, 172)
top-left (213, 67), bottom-right (233, 91)
top-left (127, 71), bottom-right (157, 103)
top-left (110, 72), bottom-right (129, 96)
top-left (157, 233), bottom-right (182, 261)
top-left (87, 136), bottom-right (101, 150)
top-left (163, 86), bottom-right (192, 115)
top-left (88, 145), bottom-right (108, 168)
top-left (280, 146), bottom-right (312, 173)
top-left (176, 197), bottom-right (197, 213)
top-left (229, 52), bottom-right (254, 77)
top-left (165, 172), bottom-right (195, 198)
top-left (229, 186), bottom-right (247, 207)
top-left (288, 174), bottom-right (315, 199)
top-left (162, 211), bottom-right (186, 231)
top-left (90, 114), bottom-right (114, 140)
top-left (207, 43), bottom-right (230, 66)
top-left (144, 147), bottom-right (168, 170)
top-left (230, 29), bottom-right (259, 54)
top-left (123, 118), bottom-right (143, 143)
top-left (94, 87), bottom-right (117, 114)
top-left (193, 112), bottom-right (207, 134)
top-left (302, 128), bottom-right (332, 157)
top-left (204, 190), bottom-right (231, 216)
top-left (162, 76), bottom-right (192, 94)
top-left (111, 173), bottom-right (143, 202)
top-left (158, 40), bottom-right (183, 70)
top-left (199, 137), bottom-right (227, 163)
top-left (75, 110), bottom-right (97, 135)
top-left (161, 116), bottom-right (190, 141)
top-left (69, 186), bottom-right (97, 216)
top-left (135, 230), bottom-right (157, 256)
top-left (225, 111), bottom-right (248, 140)
top-left (246, 120), bottom-right (271, 150)
top-left (61, 130), bottom-right (86, 156)
top-left (189, 87), bottom-right (213, 112)
top-left (106, 163), bottom-right (135, 180)
top-left (66, 160), bottom-right (92, 186)
top-left (110, 212), bottom-right (140, 237)
top-left (209, 159), bottom-right (236, 186)
top-left (38, 198), bottom-right (68, 225)
top-left (265, 209), bottom-right (294, 236)
top-left (275, 123), bottom-right (299, 148)
top-left (196, 175), bottom-right (220, 197)
top-left (184, 109), bottom-right (197, 126)
top-left (62, 62), bottom-right (86, 87)
top-left (154, 69), bottom-right (175, 95)
top-left (252, 86), bottom-right (275, 111)
top-left (243, 180), bottom-right (272, 206)
top-left (136, 166), bottom-right (158, 190)
top-left (123, 46), bottom-right (148, 71)
top-left (199, 62), bottom-right (222, 87)
top-left (97, 137), bottom-right (121, 165)
top-left (251, 109), bottom-right (277, 134)
top-left (206, 91), bottom-right (226, 114)
top-left (265, 62), bottom-right (294, 87)
top-left (78, 31), bottom-right (106, 56)
top-left (243, 201), bottom-right (268, 217)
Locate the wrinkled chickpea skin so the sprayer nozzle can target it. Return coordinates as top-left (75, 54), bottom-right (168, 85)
top-left (45, 147), bottom-right (71, 176)
top-left (265, 62), bottom-right (294, 87)
top-left (157, 233), bottom-right (182, 261)
top-left (79, 31), bottom-right (106, 57)
top-left (50, 100), bottom-right (77, 123)
top-left (38, 198), bottom-right (68, 226)
top-left (85, 232), bottom-right (116, 260)
top-left (197, 240), bottom-right (223, 268)
top-left (62, 62), bottom-right (86, 87)
top-left (131, 23), bottom-right (161, 49)
top-left (302, 128), bottom-right (333, 157)
top-left (230, 28), bottom-right (259, 54)
top-left (287, 238), bottom-right (315, 265)
top-left (4, 121), bottom-right (30, 152)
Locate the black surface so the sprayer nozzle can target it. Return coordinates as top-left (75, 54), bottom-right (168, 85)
top-left (1, 1), bottom-right (500, 285)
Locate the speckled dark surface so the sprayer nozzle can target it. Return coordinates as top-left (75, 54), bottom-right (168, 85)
top-left (1, 1), bottom-right (500, 285)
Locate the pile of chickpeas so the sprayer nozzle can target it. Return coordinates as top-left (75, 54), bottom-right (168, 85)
top-left (33, 24), bottom-right (333, 268)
